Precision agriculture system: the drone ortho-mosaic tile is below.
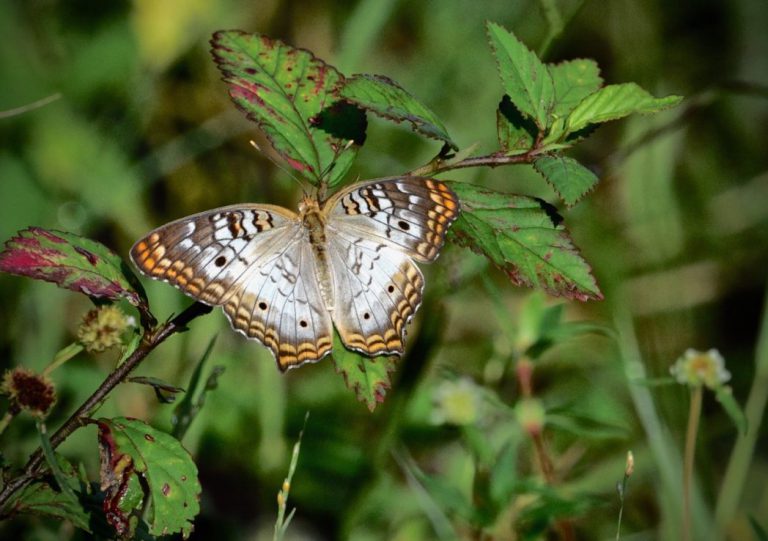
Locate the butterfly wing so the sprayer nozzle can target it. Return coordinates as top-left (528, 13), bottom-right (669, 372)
top-left (130, 205), bottom-right (333, 370)
top-left (324, 177), bottom-right (459, 356)
top-left (324, 176), bottom-right (460, 262)
top-left (326, 232), bottom-right (423, 355)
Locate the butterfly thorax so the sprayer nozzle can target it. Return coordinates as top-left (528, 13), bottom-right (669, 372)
top-left (299, 196), bottom-right (335, 311)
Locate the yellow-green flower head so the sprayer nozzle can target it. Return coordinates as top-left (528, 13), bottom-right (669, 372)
top-left (77, 305), bottom-right (133, 353)
top-left (1, 367), bottom-right (57, 417)
top-left (670, 348), bottom-right (730, 389)
top-left (432, 377), bottom-right (482, 426)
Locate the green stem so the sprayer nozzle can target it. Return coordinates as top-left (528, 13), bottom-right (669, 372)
top-left (715, 281), bottom-right (768, 533)
top-left (0, 302), bottom-right (212, 514)
top-left (42, 342), bottom-right (84, 377)
top-left (0, 411), bottom-right (16, 437)
top-left (683, 386), bottom-right (703, 541)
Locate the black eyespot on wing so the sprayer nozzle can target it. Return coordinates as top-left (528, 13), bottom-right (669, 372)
top-left (397, 220), bottom-right (410, 231)
top-left (388, 285), bottom-right (395, 293)
top-left (300, 320), bottom-right (308, 328)
top-left (215, 256), bottom-right (227, 267)
top-left (363, 312), bottom-right (370, 320)
top-left (259, 301), bottom-right (268, 310)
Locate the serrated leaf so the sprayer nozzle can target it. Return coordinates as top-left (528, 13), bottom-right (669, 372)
top-left (331, 332), bottom-right (397, 411)
top-left (533, 154), bottom-right (599, 207)
top-left (548, 59), bottom-right (603, 118)
top-left (715, 386), bottom-right (747, 435)
top-left (210, 30), bottom-right (365, 186)
top-left (566, 82), bottom-right (683, 133)
top-left (0, 227), bottom-right (146, 307)
top-left (10, 456), bottom-right (92, 533)
top-left (341, 74), bottom-right (457, 150)
top-left (497, 95), bottom-right (536, 152)
top-left (448, 182), bottom-right (602, 301)
top-left (96, 417), bottom-right (201, 539)
top-left (487, 22), bottom-right (555, 129)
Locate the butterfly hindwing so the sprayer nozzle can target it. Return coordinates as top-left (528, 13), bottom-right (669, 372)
top-left (326, 176), bottom-right (460, 262)
top-left (221, 239), bottom-right (333, 370)
top-left (326, 230), bottom-right (424, 356)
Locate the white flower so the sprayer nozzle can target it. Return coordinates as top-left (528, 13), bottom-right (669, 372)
top-left (432, 377), bottom-right (481, 426)
top-left (670, 348), bottom-right (730, 389)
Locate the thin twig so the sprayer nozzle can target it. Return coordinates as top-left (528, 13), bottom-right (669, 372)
top-left (409, 150), bottom-right (542, 177)
top-left (0, 93), bottom-right (62, 120)
top-left (0, 302), bottom-right (212, 515)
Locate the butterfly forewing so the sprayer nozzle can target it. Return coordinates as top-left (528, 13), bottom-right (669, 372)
top-left (325, 177), bottom-right (460, 262)
top-left (130, 204), bottom-right (333, 370)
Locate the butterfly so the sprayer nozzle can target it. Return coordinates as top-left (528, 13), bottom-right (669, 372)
top-left (130, 176), bottom-right (459, 371)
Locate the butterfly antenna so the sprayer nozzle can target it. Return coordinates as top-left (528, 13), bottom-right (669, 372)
top-left (249, 140), bottom-right (305, 190)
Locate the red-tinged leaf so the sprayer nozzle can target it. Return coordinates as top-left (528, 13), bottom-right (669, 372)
top-left (210, 30), bottom-right (365, 187)
top-left (331, 332), bottom-right (397, 411)
top-left (96, 417), bottom-right (201, 539)
top-left (341, 74), bottom-right (457, 150)
top-left (447, 182), bottom-right (602, 301)
top-left (0, 228), bottom-right (147, 308)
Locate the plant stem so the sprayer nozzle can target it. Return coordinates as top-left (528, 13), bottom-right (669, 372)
top-left (409, 150), bottom-right (542, 177)
top-left (715, 280), bottom-right (768, 534)
top-left (42, 343), bottom-right (84, 377)
top-left (0, 301), bottom-right (212, 515)
top-left (683, 385), bottom-right (703, 541)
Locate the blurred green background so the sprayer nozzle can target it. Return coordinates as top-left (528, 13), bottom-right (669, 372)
top-left (1, 0), bottom-right (767, 539)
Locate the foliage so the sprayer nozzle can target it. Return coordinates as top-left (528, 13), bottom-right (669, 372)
top-left (0, 2), bottom-right (766, 540)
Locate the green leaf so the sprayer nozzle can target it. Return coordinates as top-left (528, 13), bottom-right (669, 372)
top-left (489, 441), bottom-right (519, 508)
top-left (533, 154), bottom-right (599, 207)
top-left (341, 74), bottom-right (457, 150)
top-left (486, 22), bottom-right (555, 128)
top-left (172, 335), bottom-right (225, 440)
top-left (10, 456), bottom-right (92, 533)
top-left (715, 385), bottom-right (747, 435)
top-left (548, 59), bottom-right (603, 118)
top-left (331, 332), bottom-right (397, 411)
top-left (128, 376), bottom-right (186, 404)
top-left (749, 515), bottom-right (768, 541)
top-left (497, 95), bottom-right (536, 152)
top-left (566, 82), bottom-right (683, 133)
top-left (448, 182), bottom-right (602, 301)
top-left (0, 227), bottom-right (147, 308)
top-left (210, 31), bottom-right (364, 186)
top-left (96, 417), bottom-right (201, 539)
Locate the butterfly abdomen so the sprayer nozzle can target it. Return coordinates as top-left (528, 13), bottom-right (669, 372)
top-left (301, 202), bottom-right (336, 311)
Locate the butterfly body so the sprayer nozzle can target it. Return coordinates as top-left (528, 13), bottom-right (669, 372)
top-left (131, 177), bottom-right (459, 371)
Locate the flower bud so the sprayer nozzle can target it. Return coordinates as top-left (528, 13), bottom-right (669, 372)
top-left (1, 367), bottom-right (56, 418)
top-left (77, 305), bottom-right (133, 353)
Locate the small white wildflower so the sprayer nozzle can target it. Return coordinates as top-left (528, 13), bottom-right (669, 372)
top-left (670, 348), bottom-right (730, 389)
top-left (431, 377), bottom-right (481, 426)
